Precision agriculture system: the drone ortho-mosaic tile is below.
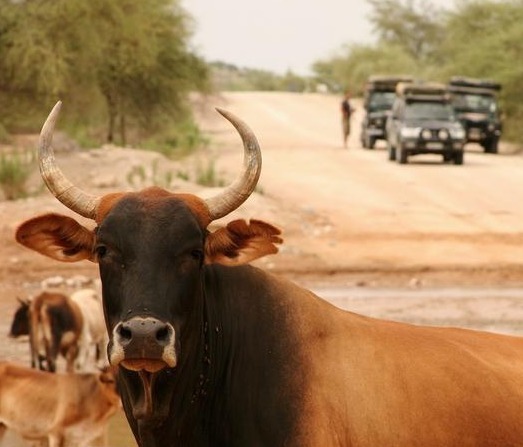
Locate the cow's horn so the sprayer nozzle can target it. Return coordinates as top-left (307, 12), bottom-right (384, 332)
top-left (39, 101), bottom-right (100, 219)
top-left (205, 108), bottom-right (262, 220)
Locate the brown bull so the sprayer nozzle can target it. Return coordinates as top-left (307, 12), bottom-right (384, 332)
top-left (16, 101), bottom-right (523, 447)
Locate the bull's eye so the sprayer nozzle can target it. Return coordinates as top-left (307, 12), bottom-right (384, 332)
top-left (95, 244), bottom-right (108, 259)
top-left (191, 249), bottom-right (203, 262)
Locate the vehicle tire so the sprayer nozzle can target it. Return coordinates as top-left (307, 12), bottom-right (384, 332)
top-left (484, 137), bottom-right (499, 154)
top-left (361, 133), bottom-right (368, 148)
top-left (387, 141), bottom-right (396, 161)
top-left (454, 151), bottom-right (464, 165)
top-left (443, 153), bottom-right (452, 163)
top-left (367, 136), bottom-right (376, 149)
top-left (398, 147), bottom-right (408, 164)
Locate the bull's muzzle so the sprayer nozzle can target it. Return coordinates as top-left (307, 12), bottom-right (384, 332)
top-left (109, 317), bottom-right (176, 372)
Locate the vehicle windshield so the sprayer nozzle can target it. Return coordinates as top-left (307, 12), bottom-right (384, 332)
top-left (405, 102), bottom-right (455, 121)
top-left (452, 93), bottom-right (497, 113)
top-left (367, 91), bottom-right (396, 111)
top-left (451, 93), bottom-right (497, 114)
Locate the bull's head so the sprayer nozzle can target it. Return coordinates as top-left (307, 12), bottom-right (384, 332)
top-left (16, 102), bottom-right (282, 422)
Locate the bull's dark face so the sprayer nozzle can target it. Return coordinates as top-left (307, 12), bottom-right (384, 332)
top-left (96, 194), bottom-right (205, 374)
top-left (15, 102), bottom-right (283, 430)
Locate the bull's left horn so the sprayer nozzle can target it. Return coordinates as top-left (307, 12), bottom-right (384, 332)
top-left (39, 101), bottom-right (100, 219)
top-left (205, 108), bottom-right (262, 220)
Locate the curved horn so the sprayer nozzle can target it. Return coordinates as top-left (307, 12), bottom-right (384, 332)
top-left (205, 108), bottom-right (262, 220)
top-left (39, 101), bottom-right (100, 219)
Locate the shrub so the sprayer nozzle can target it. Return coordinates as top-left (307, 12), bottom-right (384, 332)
top-left (0, 151), bottom-right (34, 200)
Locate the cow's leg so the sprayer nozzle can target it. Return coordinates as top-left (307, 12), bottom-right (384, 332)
top-left (46, 340), bottom-right (58, 372)
top-left (41, 307), bottom-right (57, 372)
top-left (65, 344), bottom-right (80, 373)
top-left (75, 332), bottom-right (91, 371)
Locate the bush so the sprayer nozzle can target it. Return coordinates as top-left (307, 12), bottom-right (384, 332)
top-left (0, 123), bottom-right (11, 144)
top-left (142, 119), bottom-right (209, 159)
top-left (0, 151), bottom-right (34, 200)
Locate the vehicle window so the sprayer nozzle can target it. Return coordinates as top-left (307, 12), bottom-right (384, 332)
top-left (368, 92), bottom-right (396, 111)
top-left (405, 102), bottom-right (454, 121)
top-left (451, 93), bottom-right (496, 112)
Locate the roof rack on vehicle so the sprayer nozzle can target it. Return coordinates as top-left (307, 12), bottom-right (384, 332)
top-left (366, 75), bottom-right (415, 91)
top-left (396, 82), bottom-right (448, 98)
top-left (448, 76), bottom-right (501, 92)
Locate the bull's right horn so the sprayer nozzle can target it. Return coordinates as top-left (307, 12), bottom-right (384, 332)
top-left (39, 101), bottom-right (100, 220)
top-left (204, 108), bottom-right (262, 220)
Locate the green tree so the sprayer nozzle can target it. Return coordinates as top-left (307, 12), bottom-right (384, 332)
top-left (96, 0), bottom-right (209, 145)
top-left (312, 42), bottom-right (417, 95)
top-left (438, 0), bottom-right (523, 141)
top-left (0, 0), bottom-right (209, 145)
top-left (367, 0), bottom-right (447, 63)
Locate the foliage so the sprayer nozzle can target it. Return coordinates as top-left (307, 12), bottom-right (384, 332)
top-left (313, 42), bottom-right (418, 95)
top-left (0, 123), bottom-right (11, 144)
top-left (194, 158), bottom-right (225, 187)
top-left (312, 0), bottom-right (523, 143)
top-left (367, 0), bottom-right (446, 62)
top-left (435, 0), bottom-right (523, 141)
top-left (0, 0), bottom-right (209, 146)
top-left (141, 117), bottom-right (209, 159)
top-left (0, 151), bottom-right (34, 200)
top-left (209, 62), bottom-right (313, 92)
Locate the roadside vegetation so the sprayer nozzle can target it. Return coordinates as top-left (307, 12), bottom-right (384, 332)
top-left (0, 0), bottom-right (522, 170)
top-left (0, 151), bottom-right (35, 200)
top-left (0, 0), bottom-right (210, 151)
top-left (312, 0), bottom-right (523, 143)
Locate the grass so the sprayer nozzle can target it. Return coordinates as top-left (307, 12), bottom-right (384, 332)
top-left (142, 119), bottom-right (210, 160)
top-left (0, 150), bottom-right (35, 200)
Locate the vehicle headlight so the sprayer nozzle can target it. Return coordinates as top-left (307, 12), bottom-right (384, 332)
top-left (420, 128), bottom-right (432, 140)
top-left (449, 127), bottom-right (466, 139)
top-left (487, 123), bottom-right (495, 132)
top-left (400, 127), bottom-right (420, 138)
top-left (438, 129), bottom-right (450, 140)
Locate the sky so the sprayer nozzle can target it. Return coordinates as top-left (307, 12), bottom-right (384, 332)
top-left (181, 0), bottom-right (457, 76)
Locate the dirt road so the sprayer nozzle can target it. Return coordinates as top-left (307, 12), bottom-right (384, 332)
top-left (193, 91), bottom-right (523, 287)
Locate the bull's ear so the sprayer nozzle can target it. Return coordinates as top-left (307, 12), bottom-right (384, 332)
top-left (16, 213), bottom-right (95, 262)
top-left (205, 219), bottom-right (282, 266)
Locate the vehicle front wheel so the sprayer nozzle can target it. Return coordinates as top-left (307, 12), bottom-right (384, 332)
top-left (361, 133), bottom-right (368, 148)
top-left (484, 137), bottom-right (499, 154)
top-left (454, 151), bottom-right (464, 165)
top-left (365, 135), bottom-right (376, 150)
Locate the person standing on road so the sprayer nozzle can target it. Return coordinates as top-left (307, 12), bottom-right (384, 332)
top-left (341, 90), bottom-right (354, 148)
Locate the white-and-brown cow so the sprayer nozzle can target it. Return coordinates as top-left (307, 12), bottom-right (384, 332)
top-left (28, 291), bottom-right (83, 373)
top-left (69, 289), bottom-right (108, 370)
top-left (0, 361), bottom-right (120, 447)
top-left (10, 289), bottom-right (107, 372)
top-left (15, 101), bottom-right (523, 446)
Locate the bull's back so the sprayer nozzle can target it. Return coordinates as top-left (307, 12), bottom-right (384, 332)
top-left (299, 308), bottom-right (523, 446)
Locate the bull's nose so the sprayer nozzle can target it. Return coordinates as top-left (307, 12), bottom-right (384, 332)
top-left (110, 317), bottom-right (177, 369)
top-left (116, 317), bottom-right (173, 348)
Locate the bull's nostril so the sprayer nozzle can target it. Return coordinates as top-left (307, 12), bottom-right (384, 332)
top-left (117, 325), bottom-right (132, 342)
top-left (156, 326), bottom-right (170, 344)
